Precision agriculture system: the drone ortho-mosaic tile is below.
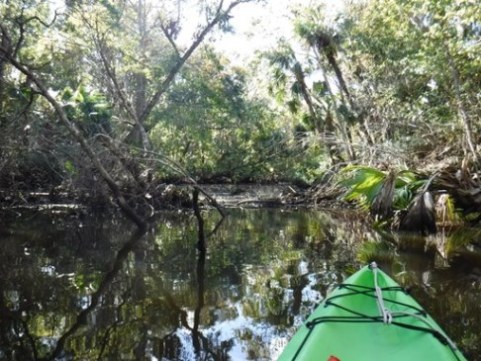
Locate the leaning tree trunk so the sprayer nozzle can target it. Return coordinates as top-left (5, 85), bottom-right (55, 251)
top-left (293, 63), bottom-right (344, 164)
top-left (1, 53), bottom-right (147, 229)
top-left (89, 0), bottom-right (256, 153)
top-left (315, 35), bottom-right (357, 161)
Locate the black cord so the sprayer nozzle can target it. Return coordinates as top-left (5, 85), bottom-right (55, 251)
top-left (287, 284), bottom-right (462, 361)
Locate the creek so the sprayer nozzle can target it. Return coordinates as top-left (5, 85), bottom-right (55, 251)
top-left (0, 207), bottom-right (480, 360)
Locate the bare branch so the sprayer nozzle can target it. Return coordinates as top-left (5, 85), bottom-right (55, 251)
top-left (0, 37), bottom-right (147, 229)
top-left (92, 29), bottom-right (137, 122)
top-left (10, 85), bottom-right (38, 123)
top-left (23, 10), bottom-right (61, 28)
top-left (13, 19), bottom-right (25, 57)
top-left (84, 15), bottom-right (152, 150)
top-left (0, 23), bottom-right (12, 57)
top-left (12, 9), bottom-right (61, 56)
top-left (139, 0), bottom-right (253, 124)
top-left (159, 20), bottom-right (180, 57)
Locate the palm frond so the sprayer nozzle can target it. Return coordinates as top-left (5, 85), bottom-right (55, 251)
top-left (339, 165), bottom-right (387, 210)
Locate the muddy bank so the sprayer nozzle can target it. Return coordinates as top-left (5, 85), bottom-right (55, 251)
top-left (197, 181), bottom-right (345, 208)
top-left (0, 182), bottom-right (343, 214)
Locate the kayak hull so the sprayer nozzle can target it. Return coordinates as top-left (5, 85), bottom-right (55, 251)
top-left (278, 264), bottom-right (466, 361)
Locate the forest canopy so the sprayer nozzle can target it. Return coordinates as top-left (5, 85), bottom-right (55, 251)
top-left (1, 0), bottom-right (480, 224)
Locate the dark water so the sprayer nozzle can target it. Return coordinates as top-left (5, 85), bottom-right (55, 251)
top-left (0, 208), bottom-right (480, 360)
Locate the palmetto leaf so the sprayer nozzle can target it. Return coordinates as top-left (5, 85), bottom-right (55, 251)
top-left (340, 166), bottom-right (427, 216)
top-left (339, 165), bottom-right (387, 210)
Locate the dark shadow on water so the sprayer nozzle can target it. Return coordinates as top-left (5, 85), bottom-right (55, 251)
top-left (0, 218), bottom-right (148, 361)
top-left (40, 228), bottom-right (148, 361)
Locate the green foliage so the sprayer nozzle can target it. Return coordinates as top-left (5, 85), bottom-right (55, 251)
top-left (64, 160), bottom-right (76, 175)
top-left (393, 171), bottom-right (426, 209)
top-left (339, 165), bottom-right (426, 212)
top-left (3, 0), bottom-right (481, 199)
top-left (61, 85), bottom-right (112, 137)
top-left (149, 48), bottom-right (318, 183)
top-left (341, 0), bottom-right (481, 161)
top-left (444, 227), bottom-right (481, 255)
top-left (0, 0), bottom-right (324, 189)
top-left (357, 240), bottom-right (394, 264)
top-left (264, 4), bottom-right (360, 165)
top-left (340, 165), bottom-right (386, 210)
top-left (261, 0), bottom-right (481, 170)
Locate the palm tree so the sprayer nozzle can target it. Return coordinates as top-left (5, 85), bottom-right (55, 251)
top-left (295, 18), bottom-right (357, 161)
top-left (268, 44), bottom-right (345, 164)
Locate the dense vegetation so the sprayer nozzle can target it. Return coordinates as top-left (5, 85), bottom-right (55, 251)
top-left (1, 0), bottom-right (481, 227)
top-left (2, 2), bottom-right (481, 359)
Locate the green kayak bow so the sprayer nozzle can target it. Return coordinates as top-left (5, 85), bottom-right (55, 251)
top-left (278, 262), bottom-right (467, 361)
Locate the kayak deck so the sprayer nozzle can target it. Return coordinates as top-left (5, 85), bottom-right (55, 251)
top-left (278, 263), bottom-right (466, 361)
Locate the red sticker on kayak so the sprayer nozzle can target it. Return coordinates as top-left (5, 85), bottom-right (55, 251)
top-left (328, 356), bottom-right (341, 361)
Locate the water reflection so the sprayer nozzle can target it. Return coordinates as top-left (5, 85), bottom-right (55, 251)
top-left (0, 209), bottom-right (480, 360)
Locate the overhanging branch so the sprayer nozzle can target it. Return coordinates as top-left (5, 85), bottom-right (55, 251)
top-left (139, 0), bottom-right (255, 124)
top-left (0, 38), bottom-right (147, 229)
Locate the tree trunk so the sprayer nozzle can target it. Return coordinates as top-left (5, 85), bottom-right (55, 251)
top-left (324, 51), bottom-right (356, 161)
top-left (0, 28), bottom-right (10, 114)
top-left (445, 45), bottom-right (479, 166)
top-left (293, 63), bottom-right (343, 164)
top-left (93, 0), bottom-right (253, 152)
top-left (2, 54), bottom-right (147, 229)
top-left (132, 0), bottom-right (150, 151)
top-left (325, 50), bottom-right (353, 107)
top-left (0, 58), bottom-right (4, 114)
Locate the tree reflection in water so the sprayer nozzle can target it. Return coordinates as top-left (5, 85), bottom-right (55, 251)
top-left (0, 209), bottom-right (480, 360)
